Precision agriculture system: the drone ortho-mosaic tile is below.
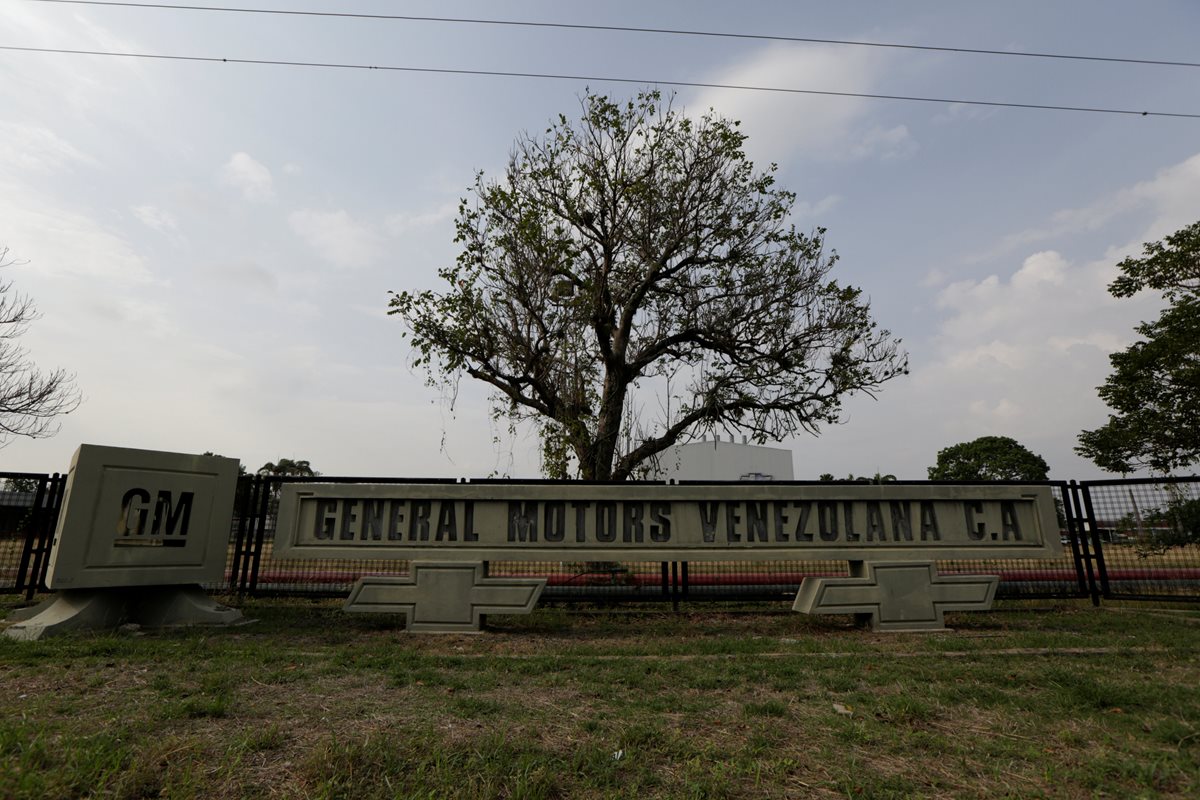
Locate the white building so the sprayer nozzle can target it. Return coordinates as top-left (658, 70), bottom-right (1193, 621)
top-left (652, 437), bottom-right (794, 482)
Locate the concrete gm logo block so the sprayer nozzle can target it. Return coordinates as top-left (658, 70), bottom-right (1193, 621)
top-left (44, 445), bottom-right (239, 589)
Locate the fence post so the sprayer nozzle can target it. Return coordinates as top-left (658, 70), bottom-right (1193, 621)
top-left (235, 476), bottom-right (268, 594)
top-left (229, 474), bottom-right (253, 593)
top-left (1077, 484), bottom-right (1111, 601)
top-left (14, 475), bottom-right (48, 597)
top-left (246, 476), bottom-right (276, 594)
top-left (670, 561), bottom-right (681, 613)
top-left (1063, 481), bottom-right (1092, 599)
top-left (16, 474), bottom-right (64, 601)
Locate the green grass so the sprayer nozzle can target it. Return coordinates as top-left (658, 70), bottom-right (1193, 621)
top-left (1, 597), bottom-right (1198, 798)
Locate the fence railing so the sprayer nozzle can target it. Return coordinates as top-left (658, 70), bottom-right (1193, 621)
top-left (5, 473), bottom-right (1198, 606)
top-left (1, 472), bottom-right (67, 600)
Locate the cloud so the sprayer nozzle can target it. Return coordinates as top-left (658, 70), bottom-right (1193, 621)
top-left (385, 200), bottom-right (459, 235)
top-left (935, 251), bottom-right (1111, 352)
top-left (289, 209), bottom-right (383, 269)
top-left (220, 152), bottom-right (275, 202)
top-left (921, 268), bottom-right (948, 287)
top-left (89, 295), bottom-right (178, 339)
top-left (132, 204), bottom-right (179, 236)
top-left (1010, 250), bottom-right (1068, 289)
top-left (792, 194), bottom-right (842, 221)
top-left (0, 180), bottom-right (154, 285)
top-left (788, 258), bottom-right (1135, 478)
top-left (898, 245), bottom-right (1161, 473)
top-left (946, 341), bottom-right (1028, 371)
top-left (843, 124), bottom-right (918, 162)
top-left (931, 103), bottom-right (999, 125)
top-left (789, 149), bottom-right (1200, 480)
top-left (202, 259), bottom-right (278, 292)
top-left (969, 398), bottom-right (1020, 421)
top-left (0, 6), bottom-right (152, 120)
top-left (1045, 332), bottom-right (1125, 355)
top-left (688, 43), bottom-right (913, 164)
top-left (969, 153), bottom-right (1200, 263)
top-left (0, 122), bottom-right (95, 175)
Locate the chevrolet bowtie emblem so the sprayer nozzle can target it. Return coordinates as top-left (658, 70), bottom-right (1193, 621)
top-left (793, 561), bottom-right (998, 632)
top-left (345, 562), bottom-right (546, 632)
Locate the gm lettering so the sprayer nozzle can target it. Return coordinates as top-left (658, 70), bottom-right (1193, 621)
top-left (115, 488), bottom-right (194, 547)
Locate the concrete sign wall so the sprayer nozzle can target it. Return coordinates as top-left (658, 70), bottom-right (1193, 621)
top-left (44, 445), bottom-right (239, 589)
top-left (275, 483), bottom-right (1062, 562)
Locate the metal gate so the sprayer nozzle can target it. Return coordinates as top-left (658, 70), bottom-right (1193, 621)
top-left (1076, 476), bottom-right (1200, 603)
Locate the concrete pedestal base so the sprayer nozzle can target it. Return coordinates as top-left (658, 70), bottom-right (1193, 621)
top-left (4, 585), bottom-right (243, 640)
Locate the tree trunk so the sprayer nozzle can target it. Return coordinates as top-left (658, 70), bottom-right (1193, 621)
top-left (582, 374), bottom-right (628, 481)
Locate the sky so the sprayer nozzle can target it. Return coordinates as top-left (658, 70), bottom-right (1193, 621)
top-left (2, 0), bottom-right (1198, 481)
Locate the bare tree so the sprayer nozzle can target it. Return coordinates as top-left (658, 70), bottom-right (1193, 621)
top-left (1, 247), bottom-right (80, 445)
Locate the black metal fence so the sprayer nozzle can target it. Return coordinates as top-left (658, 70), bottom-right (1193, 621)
top-left (1, 472), bottom-right (67, 600)
top-left (5, 472), bottom-right (1199, 606)
top-left (1073, 476), bottom-right (1200, 602)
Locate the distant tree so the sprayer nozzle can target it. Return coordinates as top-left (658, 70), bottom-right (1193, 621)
top-left (201, 452), bottom-right (250, 510)
top-left (257, 458), bottom-right (318, 477)
top-left (255, 459), bottom-right (319, 513)
top-left (2, 476), bottom-right (40, 494)
top-left (1077, 221), bottom-right (1200, 474)
top-left (202, 452), bottom-right (248, 477)
top-left (816, 472), bottom-right (895, 483)
top-left (1117, 489), bottom-right (1200, 556)
top-left (1, 247), bottom-right (80, 446)
top-left (390, 90), bottom-right (907, 481)
top-left (928, 436), bottom-right (1049, 481)
top-left (1147, 493), bottom-right (1200, 551)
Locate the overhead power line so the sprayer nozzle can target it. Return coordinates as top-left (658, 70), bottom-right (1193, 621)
top-left (3, 44), bottom-right (1197, 119)
top-left (28, 0), bottom-right (1200, 70)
